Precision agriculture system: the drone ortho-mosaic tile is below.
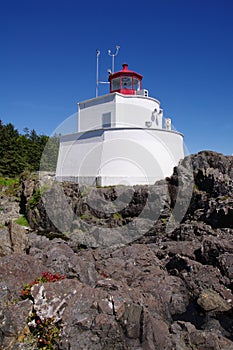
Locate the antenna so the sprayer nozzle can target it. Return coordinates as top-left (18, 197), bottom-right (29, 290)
top-left (96, 46), bottom-right (120, 97)
top-left (96, 49), bottom-right (100, 97)
top-left (108, 45), bottom-right (120, 73)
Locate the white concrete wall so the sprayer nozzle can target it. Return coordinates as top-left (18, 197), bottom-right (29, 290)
top-left (56, 130), bottom-right (104, 181)
top-left (78, 94), bottom-right (116, 132)
top-left (78, 93), bottom-right (163, 132)
top-left (98, 129), bottom-right (183, 185)
top-left (115, 94), bottom-right (162, 129)
top-left (56, 128), bottom-right (184, 186)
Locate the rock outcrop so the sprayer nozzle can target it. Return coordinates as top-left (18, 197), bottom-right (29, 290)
top-left (0, 150), bottom-right (233, 349)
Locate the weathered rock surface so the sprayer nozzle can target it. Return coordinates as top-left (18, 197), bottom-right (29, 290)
top-left (197, 289), bottom-right (232, 312)
top-left (0, 150), bottom-right (233, 349)
top-left (0, 194), bottom-right (20, 225)
top-left (0, 222), bottom-right (29, 257)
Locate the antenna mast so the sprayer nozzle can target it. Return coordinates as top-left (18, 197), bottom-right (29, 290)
top-left (96, 49), bottom-right (100, 98)
top-left (96, 45), bottom-right (120, 97)
top-left (108, 45), bottom-right (120, 73)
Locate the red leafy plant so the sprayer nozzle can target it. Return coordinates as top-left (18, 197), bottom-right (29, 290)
top-left (20, 272), bottom-right (66, 349)
top-left (28, 311), bottom-right (61, 349)
top-left (22, 272), bottom-right (66, 299)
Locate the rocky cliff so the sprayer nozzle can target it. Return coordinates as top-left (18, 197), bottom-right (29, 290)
top-left (0, 151), bottom-right (233, 349)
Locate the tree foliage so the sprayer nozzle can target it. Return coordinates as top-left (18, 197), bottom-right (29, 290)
top-left (0, 120), bottom-right (59, 177)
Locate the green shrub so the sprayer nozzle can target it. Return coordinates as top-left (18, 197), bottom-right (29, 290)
top-left (0, 176), bottom-right (20, 196)
top-left (112, 212), bottom-right (123, 220)
top-left (14, 215), bottom-right (30, 227)
top-left (28, 185), bottom-right (49, 209)
top-left (28, 189), bottom-right (41, 208)
top-left (0, 177), bottom-right (19, 186)
top-left (80, 213), bottom-right (89, 220)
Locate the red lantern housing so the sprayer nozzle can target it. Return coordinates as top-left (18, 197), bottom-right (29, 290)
top-left (109, 63), bottom-right (143, 95)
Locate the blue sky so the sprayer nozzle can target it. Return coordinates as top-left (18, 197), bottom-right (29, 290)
top-left (1, 0), bottom-right (233, 155)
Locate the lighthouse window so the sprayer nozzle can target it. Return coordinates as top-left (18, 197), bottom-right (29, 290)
top-left (102, 112), bottom-right (111, 128)
top-left (111, 78), bottom-right (120, 91)
top-left (133, 78), bottom-right (140, 91)
top-left (122, 76), bottom-right (132, 89)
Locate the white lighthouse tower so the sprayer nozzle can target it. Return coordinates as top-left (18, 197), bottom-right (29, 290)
top-left (55, 61), bottom-right (184, 186)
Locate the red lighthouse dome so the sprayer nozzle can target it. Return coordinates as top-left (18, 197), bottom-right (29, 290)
top-left (108, 63), bottom-right (143, 95)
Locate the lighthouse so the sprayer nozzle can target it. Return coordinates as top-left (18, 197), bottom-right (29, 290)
top-left (55, 61), bottom-right (184, 186)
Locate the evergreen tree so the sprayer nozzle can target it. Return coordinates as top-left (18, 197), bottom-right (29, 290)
top-left (0, 120), bottom-right (59, 177)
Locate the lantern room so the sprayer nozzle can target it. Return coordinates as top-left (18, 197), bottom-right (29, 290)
top-left (109, 63), bottom-right (143, 95)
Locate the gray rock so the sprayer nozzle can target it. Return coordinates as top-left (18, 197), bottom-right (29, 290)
top-left (0, 253), bottom-right (50, 297)
top-left (197, 289), bottom-right (232, 312)
top-left (171, 321), bottom-right (233, 350)
top-left (218, 253), bottom-right (233, 279)
top-left (0, 223), bottom-right (29, 257)
top-left (0, 194), bottom-right (20, 226)
top-left (0, 151), bottom-right (233, 349)
top-left (0, 299), bottom-right (32, 349)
